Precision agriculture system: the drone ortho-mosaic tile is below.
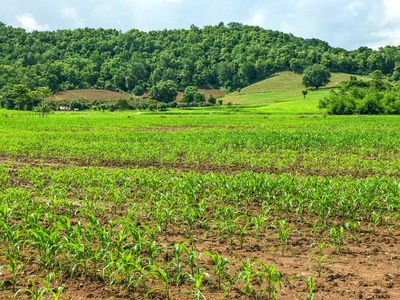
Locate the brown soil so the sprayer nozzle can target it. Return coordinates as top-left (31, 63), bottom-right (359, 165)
top-left (0, 154), bottom-right (397, 179)
top-left (46, 89), bottom-right (132, 102)
top-left (1, 163), bottom-right (400, 299)
top-left (4, 220), bottom-right (400, 300)
top-left (47, 88), bottom-right (224, 103)
top-left (1, 156), bottom-right (400, 299)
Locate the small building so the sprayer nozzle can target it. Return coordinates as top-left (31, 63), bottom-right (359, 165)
top-left (59, 106), bottom-right (70, 111)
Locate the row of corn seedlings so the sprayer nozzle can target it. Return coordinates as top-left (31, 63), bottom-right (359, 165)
top-left (1, 164), bottom-right (400, 298)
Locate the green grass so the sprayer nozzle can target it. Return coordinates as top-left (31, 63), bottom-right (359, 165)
top-left (222, 72), bottom-right (371, 112)
top-left (1, 112), bottom-right (400, 177)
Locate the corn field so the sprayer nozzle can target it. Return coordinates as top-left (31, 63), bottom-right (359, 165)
top-left (0, 112), bottom-right (399, 299)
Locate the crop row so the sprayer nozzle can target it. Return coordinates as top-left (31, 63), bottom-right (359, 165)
top-left (1, 128), bottom-right (400, 177)
top-left (0, 164), bottom-right (399, 298)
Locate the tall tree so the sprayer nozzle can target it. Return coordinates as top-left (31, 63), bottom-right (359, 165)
top-left (302, 64), bottom-right (331, 89)
top-left (148, 80), bottom-right (177, 103)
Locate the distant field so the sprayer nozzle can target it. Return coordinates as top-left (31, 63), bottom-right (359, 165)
top-left (222, 71), bottom-right (371, 107)
top-left (48, 88), bottom-right (225, 103)
top-left (46, 89), bottom-right (133, 102)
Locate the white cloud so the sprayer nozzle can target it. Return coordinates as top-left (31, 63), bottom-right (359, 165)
top-left (247, 11), bottom-right (266, 27)
top-left (384, 0), bottom-right (400, 18)
top-left (2, 0), bottom-right (400, 49)
top-left (61, 6), bottom-right (84, 27)
top-left (16, 13), bottom-right (49, 31)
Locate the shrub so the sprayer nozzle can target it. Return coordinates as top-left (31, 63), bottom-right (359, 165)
top-left (130, 98), bottom-right (148, 110)
top-left (168, 101), bottom-right (177, 108)
top-left (147, 99), bottom-right (158, 110)
top-left (194, 92), bottom-right (205, 103)
top-left (133, 85), bottom-right (145, 96)
top-left (207, 94), bottom-right (216, 105)
top-left (149, 80), bottom-right (177, 102)
top-left (69, 98), bottom-right (91, 110)
top-left (157, 102), bottom-right (168, 111)
top-left (321, 79), bottom-right (400, 115)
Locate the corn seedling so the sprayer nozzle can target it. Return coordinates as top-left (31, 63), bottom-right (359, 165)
top-left (307, 255), bottom-right (333, 277)
top-left (0, 250), bottom-right (23, 293)
top-left (256, 262), bottom-right (281, 300)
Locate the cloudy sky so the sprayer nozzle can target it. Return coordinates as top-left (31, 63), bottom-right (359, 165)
top-left (1, 0), bottom-right (400, 50)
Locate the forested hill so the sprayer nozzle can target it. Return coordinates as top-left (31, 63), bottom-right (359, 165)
top-left (0, 22), bottom-right (399, 94)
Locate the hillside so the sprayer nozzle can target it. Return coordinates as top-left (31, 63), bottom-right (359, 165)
top-left (223, 71), bottom-right (371, 105)
top-left (0, 23), bottom-right (398, 98)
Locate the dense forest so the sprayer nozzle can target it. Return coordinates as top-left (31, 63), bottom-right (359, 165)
top-left (0, 21), bottom-right (400, 96)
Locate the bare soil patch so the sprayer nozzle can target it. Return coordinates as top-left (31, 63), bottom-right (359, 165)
top-left (46, 89), bottom-right (132, 102)
top-left (0, 152), bottom-right (398, 181)
top-left (47, 88), bottom-right (224, 103)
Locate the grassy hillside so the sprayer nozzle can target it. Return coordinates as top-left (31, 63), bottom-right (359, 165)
top-left (222, 72), bottom-right (371, 114)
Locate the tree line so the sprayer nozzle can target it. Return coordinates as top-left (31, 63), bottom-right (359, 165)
top-left (1, 22), bottom-right (400, 97)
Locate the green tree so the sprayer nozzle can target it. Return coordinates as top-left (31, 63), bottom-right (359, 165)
top-left (133, 85), bottom-right (145, 96)
top-left (147, 99), bottom-right (158, 110)
top-left (207, 94), bottom-right (216, 104)
top-left (302, 90), bottom-right (308, 99)
top-left (157, 102), bottom-right (168, 111)
top-left (193, 91), bottom-right (205, 103)
top-left (11, 85), bottom-right (29, 116)
top-left (370, 70), bottom-right (384, 81)
top-left (181, 86), bottom-right (205, 103)
top-left (69, 100), bottom-right (82, 110)
top-left (116, 98), bottom-right (130, 110)
top-left (181, 86), bottom-right (197, 103)
top-left (34, 101), bottom-right (54, 117)
top-left (392, 71), bottom-right (400, 82)
top-left (148, 80), bottom-right (177, 103)
top-left (302, 64), bottom-right (331, 89)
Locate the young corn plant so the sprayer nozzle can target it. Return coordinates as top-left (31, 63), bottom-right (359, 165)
top-left (29, 226), bottom-right (62, 269)
top-left (235, 256), bottom-right (259, 296)
top-left (327, 226), bottom-right (344, 254)
top-left (30, 273), bottom-right (65, 300)
top-left (368, 211), bottom-right (381, 234)
top-left (299, 276), bottom-right (315, 300)
top-left (256, 262), bottom-right (281, 300)
top-left (271, 220), bottom-right (302, 256)
top-left (0, 250), bottom-right (23, 293)
top-left (184, 267), bottom-right (210, 300)
top-left (309, 241), bottom-right (330, 256)
top-left (142, 239), bottom-right (161, 265)
top-left (203, 251), bottom-right (229, 289)
top-left (170, 240), bottom-right (191, 286)
top-left (116, 251), bottom-right (140, 291)
top-left (307, 255), bottom-right (333, 277)
top-left (233, 220), bottom-right (253, 249)
top-left (146, 265), bottom-right (172, 300)
top-left (14, 277), bottom-right (49, 300)
top-left (181, 243), bottom-right (199, 277)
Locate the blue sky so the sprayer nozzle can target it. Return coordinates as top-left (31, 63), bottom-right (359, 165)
top-left (1, 0), bottom-right (400, 50)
